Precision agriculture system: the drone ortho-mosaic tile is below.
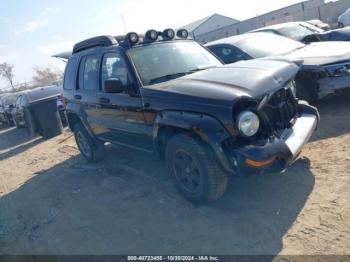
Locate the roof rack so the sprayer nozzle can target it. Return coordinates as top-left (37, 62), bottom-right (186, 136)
top-left (72, 35), bottom-right (117, 54)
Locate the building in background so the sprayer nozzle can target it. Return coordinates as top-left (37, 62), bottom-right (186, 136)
top-left (179, 14), bottom-right (239, 40)
top-left (182, 0), bottom-right (350, 43)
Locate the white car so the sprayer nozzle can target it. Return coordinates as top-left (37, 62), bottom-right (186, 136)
top-left (339, 8), bottom-right (350, 28)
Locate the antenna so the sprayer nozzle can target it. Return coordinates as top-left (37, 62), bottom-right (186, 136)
top-left (121, 15), bottom-right (127, 34)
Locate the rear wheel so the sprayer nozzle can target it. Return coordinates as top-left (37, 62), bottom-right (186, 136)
top-left (339, 22), bottom-right (344, 28)
top-left (74, 122), bottom-right (105, 162)
top-left (166, 133), bottom-right (228, 204)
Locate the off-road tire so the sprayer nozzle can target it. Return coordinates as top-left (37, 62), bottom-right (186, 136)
top-left (166, 133), bottom-right (228, 204)
top-left (74, 122), bottom-right (105, 162)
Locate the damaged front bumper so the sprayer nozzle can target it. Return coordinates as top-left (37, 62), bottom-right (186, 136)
top-left (224, 101), bottom-right (319, 175)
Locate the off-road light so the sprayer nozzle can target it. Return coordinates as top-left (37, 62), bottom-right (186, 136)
top-left (126, 32), bottom-right (139, 45)
top-left (162, 29), bottom-right (175, 40)
top-left (177, 29), bottom-right (189, 39)
top-left (145, 29), bottom-right (159, 41)
top-left (237, 111), bottom-right (260, 137)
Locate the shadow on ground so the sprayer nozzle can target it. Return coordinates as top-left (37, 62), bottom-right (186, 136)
top-left (2, 91), bottom-right (350, 255)
top-left (0, 127), bottom-right (43, 160)
top-left (0, 141), bottom-right (314, 255)
top-left (311, 91), bottom-right (350, 141)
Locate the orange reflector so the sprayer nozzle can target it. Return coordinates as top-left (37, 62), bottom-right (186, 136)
top-left (245, 157), bottom-right (276, 168)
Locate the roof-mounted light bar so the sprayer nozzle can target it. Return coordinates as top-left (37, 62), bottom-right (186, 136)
top-left (121, 28), bottom-right (189, 47)
top-left (177, 29), bottom-right (189, 39)
top-left (162, 29), bottom-right (175, 40)
top-left (145, 29), bottom-right (159, 42)
top-left (126, 32), bottom-right (139, 46)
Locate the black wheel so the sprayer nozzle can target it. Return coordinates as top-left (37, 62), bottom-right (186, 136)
top-left (166, 133), bottom-right (228, 203)
top-left (339, 22), bottom-right (344, 28)
top-left (74, 122), bottom-right (105, 162)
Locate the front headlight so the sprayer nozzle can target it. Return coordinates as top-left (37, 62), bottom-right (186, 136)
top-left (237, 111), bottom-right (260, 137)
top-left (324, 62), bottom-right (350, 77)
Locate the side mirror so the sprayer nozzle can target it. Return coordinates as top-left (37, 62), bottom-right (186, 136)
top-left (104, 78), bottom-right (126, 93)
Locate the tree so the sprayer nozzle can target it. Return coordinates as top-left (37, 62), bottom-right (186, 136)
top-left (0, 63), bottom-right (15, 92)
top-left (32, 67), bottom-right (63, 87)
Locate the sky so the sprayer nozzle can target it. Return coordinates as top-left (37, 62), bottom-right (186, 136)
top-left (0, 0), bottom-right (311, 89)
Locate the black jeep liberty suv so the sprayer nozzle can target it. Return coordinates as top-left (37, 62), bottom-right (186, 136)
top-left (62, 29), bottom-right (319, 203)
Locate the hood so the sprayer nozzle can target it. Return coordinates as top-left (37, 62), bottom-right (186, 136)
top-left (143, 59), bottom-right (299, 103)
top-left (286, 42), bottom-right (350, 65)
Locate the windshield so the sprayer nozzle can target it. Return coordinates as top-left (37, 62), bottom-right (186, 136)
top-left (2, 95), bottom-right (17, 106)
top-left (128, 41), bottom-right (222, 85)
top-left (278, 23), bottom-right (323, 41)
top-left (235, 33), bottom-right (305, 58)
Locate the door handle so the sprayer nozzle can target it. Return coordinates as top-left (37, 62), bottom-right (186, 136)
top-left (74, 94), bottom-right (82, 100)
top-left (99, 97), bottom-right (110, 104)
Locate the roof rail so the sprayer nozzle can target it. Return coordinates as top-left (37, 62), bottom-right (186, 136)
top-left (73, 35), bottom-right (117, 54)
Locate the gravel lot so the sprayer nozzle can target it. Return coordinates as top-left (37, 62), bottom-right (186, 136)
top-left (0, 93), bottom-right (349, 255)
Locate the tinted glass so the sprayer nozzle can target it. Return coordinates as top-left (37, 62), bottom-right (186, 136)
top-left (128, 41), bottom-right (222, 85)
top-left (101, 53), bottom-right (129, 90)
top-left (80, 55), bottom-right (99, 91)
top-left (63, 57), bottom-right (78, 90)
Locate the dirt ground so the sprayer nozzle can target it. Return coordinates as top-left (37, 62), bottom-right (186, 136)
top-left (0, 92), bottom-right (349, 255)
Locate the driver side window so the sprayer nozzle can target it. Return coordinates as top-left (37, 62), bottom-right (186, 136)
top-left (101, 53), bottom-right (129, 92)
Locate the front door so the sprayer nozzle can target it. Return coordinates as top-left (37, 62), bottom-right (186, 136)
top-left (96, 52), bottom-right (151, 151)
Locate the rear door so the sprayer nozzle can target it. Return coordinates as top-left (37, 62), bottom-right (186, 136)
top-left (96, 52), bottom-right (151, 151)
top-left (74, 53), bottom-right (103, 134)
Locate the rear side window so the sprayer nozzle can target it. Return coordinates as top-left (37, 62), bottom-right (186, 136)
top-left (79, 55), bottom-right (100, 91)
top-left (63, 57), bottom-right (78, 90)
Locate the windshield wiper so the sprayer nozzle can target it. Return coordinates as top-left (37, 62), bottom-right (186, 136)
top-left (149, 72), bottom-right (190, 85)
top-left (189, 65), bottom-right (217, 72)
top-left (148, 66), bottom-right (217, 85)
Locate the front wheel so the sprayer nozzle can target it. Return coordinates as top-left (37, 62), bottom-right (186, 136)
top-left (166, 133), bottom-right (228, 204)
top-left (74, 122), bottom-right (105, 162)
